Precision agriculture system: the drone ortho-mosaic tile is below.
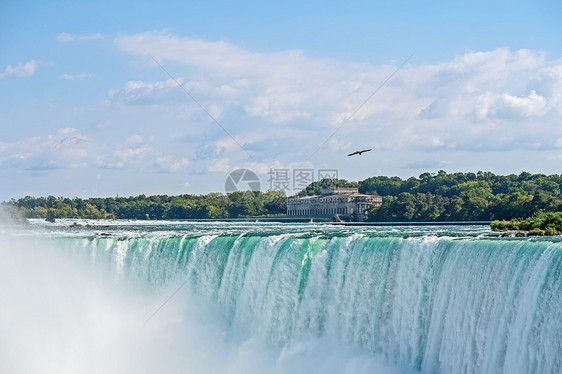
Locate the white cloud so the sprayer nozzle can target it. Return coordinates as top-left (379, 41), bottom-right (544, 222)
top-left (57, 32), bottom-right (76, 42)
top-left (116, 80), bottom-right (165, 96)
top-left (325, 138), bottom-right (352, 152)
top-left (497, 90), bottom-right (547, 117)
top-left (96, 145), bottom-right (154, 169)
top-left (530, 64), bottom-right (562, 114)
top-left (215, 138), bottom-right (243, 154)
top-left (59, 73), bottom-right (94, 80)
top-left (110, 32), bottom-right (562, 159)
top-left (123, 79), bottom-right (181, 92)
top-left (107, 78), bottom-right (190, 107)
top-left (0, 128), bottom-right (190, 175)
top-left (5, 38), bottom-right (562, 198)
top-left (470, 90), bottom-right (548, 119)
top-left (214, 132), bottom-right (267, 155)
top-left (154, 156), bottom-right (189, 173)
top-left (95, 144), bottom-right (190, 173)
top-left (0, 60), bottom-right (40, 79)
top-left (431, 137), bottom-right (445, 147)
top-left (57, 32), bottom-right (102, 42)
top-left (207, 158), bottom-right (230, 173)
top-left (116, 31), bottom-right (302, 77)
top-left (114, 31), bottom-right (371, 124)
top-left (126, 135), bottom-right (144, 145)
top-left (0, 128), bottom-right (90, 170)
top-left (5, 32), bottom-right (562, 198)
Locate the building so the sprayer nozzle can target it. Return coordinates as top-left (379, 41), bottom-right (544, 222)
top-left (286, 187), bottom-right (382, 220)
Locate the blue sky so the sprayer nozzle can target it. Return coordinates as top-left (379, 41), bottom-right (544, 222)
top-left (1, 0), bottom-right (561, 200)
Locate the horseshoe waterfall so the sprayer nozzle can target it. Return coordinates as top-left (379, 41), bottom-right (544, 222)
top-left (1, 221), bottom-right (560, 374)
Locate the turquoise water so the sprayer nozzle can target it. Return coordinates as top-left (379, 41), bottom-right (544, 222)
top-left (1, 220), bottom-right (561, 373)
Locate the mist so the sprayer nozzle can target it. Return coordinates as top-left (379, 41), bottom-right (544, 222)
top-left (0, 204), bottom-right (28, 226)
top-left (0, 233), bottom-right (404, 374)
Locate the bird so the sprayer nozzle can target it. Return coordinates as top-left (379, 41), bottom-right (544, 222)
top-left (347, 149), bottom-right (372, 156)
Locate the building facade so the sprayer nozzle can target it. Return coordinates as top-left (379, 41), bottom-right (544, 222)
top-left (286, 187), bottom-right (382, 220)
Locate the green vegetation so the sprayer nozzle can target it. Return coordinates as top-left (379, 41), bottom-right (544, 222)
top-left (4, 171), bottom-right (562, 229)
top-left (491, 212), bottom-right (562, 236)
top-left (4, 191), bottom-right (286, 220)
top-left (300, 171), bottom-right (562, 222)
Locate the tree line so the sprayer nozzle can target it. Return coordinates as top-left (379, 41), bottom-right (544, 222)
top-left (4, 171), bottom-right (562, 222)
top-left (4, 191), bottom-right (287, 220)
top-left (299, 171), bottom-right (562, 222)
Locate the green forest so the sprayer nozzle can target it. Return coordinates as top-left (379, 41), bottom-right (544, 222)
top-left (4, 191), bottom-right (287, 220)
top-left (4, 171), bottom-right (562, 222)
top-left (300, 170), bottom-right (562, 222)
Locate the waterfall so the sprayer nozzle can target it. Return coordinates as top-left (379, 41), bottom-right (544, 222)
top-left (56, 233), bottom-right (562, 373)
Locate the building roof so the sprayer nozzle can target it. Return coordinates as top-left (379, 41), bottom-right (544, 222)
top-left (288, 189), bottom-right (381, 203)
top-left (321, 187), bottom-right (359, 195)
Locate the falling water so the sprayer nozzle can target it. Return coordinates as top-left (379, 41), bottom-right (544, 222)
top-left (1, 221), bottom-right (560, 373)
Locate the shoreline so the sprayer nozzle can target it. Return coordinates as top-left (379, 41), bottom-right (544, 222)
top-left (31, 217), bottom-right (492, 226)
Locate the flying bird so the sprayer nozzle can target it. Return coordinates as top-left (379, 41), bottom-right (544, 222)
top-left (347, 149), bottom-right (372, 157)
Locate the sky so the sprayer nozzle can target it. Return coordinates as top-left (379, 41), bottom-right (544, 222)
top-left (1, 0), bottom-right (561, 200)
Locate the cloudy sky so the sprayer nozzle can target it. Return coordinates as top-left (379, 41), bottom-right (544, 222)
top-left (1, 0), bottom-right (561, 200)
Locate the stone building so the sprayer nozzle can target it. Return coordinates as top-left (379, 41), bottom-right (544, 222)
top-left (286, 187), bottom-right (382, 220)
